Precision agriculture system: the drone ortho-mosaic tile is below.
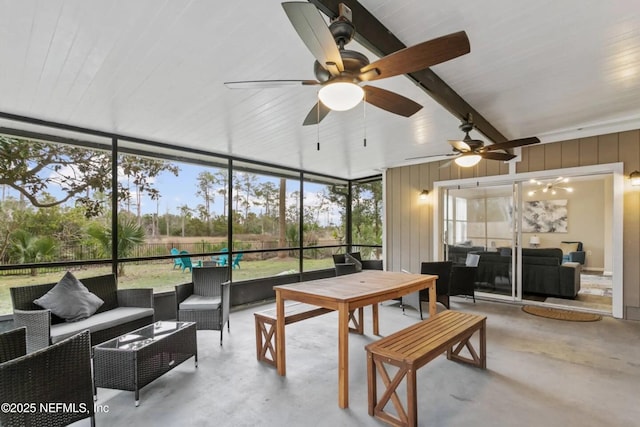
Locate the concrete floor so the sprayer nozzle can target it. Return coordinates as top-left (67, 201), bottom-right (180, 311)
top-left (85, 298), bottom-right (640, 427)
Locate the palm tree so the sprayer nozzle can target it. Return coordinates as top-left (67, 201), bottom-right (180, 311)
top-left (88, 218), bottom-right (145, 276)
top-left (9, 230), bottom-right (56, 276)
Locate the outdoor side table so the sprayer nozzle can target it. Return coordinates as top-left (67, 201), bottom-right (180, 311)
top-left (93, 321), bottom-right (197, 406)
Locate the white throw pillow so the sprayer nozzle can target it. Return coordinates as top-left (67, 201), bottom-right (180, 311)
top-left (559, 242), bottom-right (579, 255)
top-left (34, 271), bottom-right (104, 322)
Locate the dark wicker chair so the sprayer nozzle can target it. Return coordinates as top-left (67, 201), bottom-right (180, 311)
top-left (333, 252), bottom-right (383, 273)
top-left (449, 265), bottom-right (477, 302)
top-left (0, 329), bottom-right (95, 427)
top-left (11, 273), bottom-right (154, 353)
top-left (402, 261), bottom-right (453, 319)
top-left (335, 263), bottom-right (358, 276)
top-left (175, 266), bottom-right (231, 345)
top-left (0, 327), bottom-right (26, 364)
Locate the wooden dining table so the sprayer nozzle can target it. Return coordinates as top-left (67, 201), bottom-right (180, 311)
top-left (273, 270), bottom-right (437, 409)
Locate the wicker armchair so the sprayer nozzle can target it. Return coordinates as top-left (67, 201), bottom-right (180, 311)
top-left (175, 266), bottom-right (231, 345)
top-left (0, 329), bottom-right (95, 427)
top-left (0, 327), bottom-right (26, 364)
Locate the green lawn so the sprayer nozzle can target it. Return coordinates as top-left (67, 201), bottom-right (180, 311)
top-left (0, 257), bottom-right (335, 315)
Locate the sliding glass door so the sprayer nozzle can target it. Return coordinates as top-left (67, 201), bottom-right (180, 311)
top-left (443, 183), bottom-right (522, 301)
top-left (441, 171), bottom-right (616, 315)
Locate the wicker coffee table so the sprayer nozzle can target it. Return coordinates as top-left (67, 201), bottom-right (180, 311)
top-left (93, 321), bottom-right (197, 406)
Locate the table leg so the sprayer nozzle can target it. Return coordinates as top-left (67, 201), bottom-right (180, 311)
top-left (338, 302), bottom-right (350, 408)
top-left (428, 280), bottom-right (437, 317)
top-left (275, 291), bottom-right (286, 376)
top-left (372, 304), bottom-right (379, 336)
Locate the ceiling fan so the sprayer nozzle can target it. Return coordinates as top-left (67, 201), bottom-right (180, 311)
top-left (224, 2), bottom-right (471, 126)
top-left (406, 115), bottom-right (541, 167)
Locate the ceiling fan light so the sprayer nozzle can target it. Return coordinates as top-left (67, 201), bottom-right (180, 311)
top-left (318, 82), bottom-right (363, 111)
top-left (454, 154), bottom-right (481, 167)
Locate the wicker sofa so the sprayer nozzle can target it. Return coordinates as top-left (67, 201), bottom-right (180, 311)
top-left (11, 273), bottom-right (154, 352)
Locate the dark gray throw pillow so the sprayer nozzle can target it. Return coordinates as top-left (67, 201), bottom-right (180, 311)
top-left (34, 271), bottom-right (104, 322)
top-left (345, 252), bottom-right (363, 272)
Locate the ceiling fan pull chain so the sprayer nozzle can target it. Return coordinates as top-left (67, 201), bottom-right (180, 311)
top-left (363, 91), bottom-right (367, 147)
top-left (317, 101), bottom-right (321, 151)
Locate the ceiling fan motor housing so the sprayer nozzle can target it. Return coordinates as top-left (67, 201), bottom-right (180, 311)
top-left (313, 49), bottom-right (369, 83)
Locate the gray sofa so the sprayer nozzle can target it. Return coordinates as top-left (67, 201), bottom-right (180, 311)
top-left (10, 273), bottom-right (154, 352)
top-left (475, 248), bottom-right (581, 298)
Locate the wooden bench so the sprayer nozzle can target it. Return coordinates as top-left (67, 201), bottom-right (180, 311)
top-left (254, 302), bottom-right (372, 367)
top-left (365, 310), bottom-right (487, 427)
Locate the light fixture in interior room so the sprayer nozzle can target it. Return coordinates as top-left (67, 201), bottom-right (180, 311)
top-left (318, 81), bottom-right (364, 111)
top-left (419, 189), bottom-right (429, 200)
top-left (630, 170), bottom-right (640, 186)
top-left (454, 154), bottom-right (482, 167)
top-left (527, 177), bottom-right (574, 196)
top-left (529, 235), bottom-right (540, 248)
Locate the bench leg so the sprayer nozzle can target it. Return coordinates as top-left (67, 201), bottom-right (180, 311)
top-left (370, 356), bottom-right (412, 426)
top-left (255, 315), bottom-right (262, 361)
top-left (367, 351), bottom-right (376, 416)
top-left (407, 368), bottom-right (417, 427)
top-left (447, 321), bottom-right (486, 369)
top-left (255, 315), bottom-right (277, 367)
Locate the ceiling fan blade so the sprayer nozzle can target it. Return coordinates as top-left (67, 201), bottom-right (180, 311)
top-left (481, 152), bottom-right (516, 161)
top-left (282, 2), bottom-right (344, 76)
top-left (224, 79), bottom-right (319, 89)
top-left (359, 31), bottom-right (470, 81)
top-left (302, 101), bottom-right (331, 126)
top-left (405, 152), bottom-right (456, 161)
top-left (363, 86), bottom-right (422, 117)
top-left (484, 137), bottom-right (541, 151)
top-left (448, 139), bottom-right (471, 152)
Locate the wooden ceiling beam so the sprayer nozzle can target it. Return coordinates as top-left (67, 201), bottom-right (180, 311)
top-left (310, 0), bottom-right (508, 143)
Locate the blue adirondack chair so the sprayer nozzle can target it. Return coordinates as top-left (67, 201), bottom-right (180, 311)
top-left (171, 248), bottom-right (183, 270)
top-left (216, 248), bottom-right (229, 267)
top-left (180, 250), bottom-right (193, 273)
top-left (232, 252), bottom-right (243, 269)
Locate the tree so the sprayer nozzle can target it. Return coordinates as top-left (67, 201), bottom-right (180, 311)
top-left (0, 136), bottom-right (179, 218)
top-left (196, 171), bottom-right (218, 235)
top-left (278, 178), bottom-right (287, 258)
top-left (8, 229), bottom-right (56, 276)
top-left (350, 181), bottom-right (383, 258)
top-left (214, 170), bottom-right (229, 216)
top-left (87, 218), bottom-right (145, 276)
top-left (178, 204), bottom-right (193, 237)
top-left (0, 197), bottom-right (28, 261)
top-left (254, 181), bottom-right (278, 234)
top-left (231, 172), bottom-right (257, 228)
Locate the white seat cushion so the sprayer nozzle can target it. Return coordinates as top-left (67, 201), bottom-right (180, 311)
top-left (50, 307), bottom-right (154, 344)
top-left (179, 295), bottom-right (221, 311)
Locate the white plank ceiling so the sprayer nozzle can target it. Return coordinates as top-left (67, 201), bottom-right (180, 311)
top-left (1, 0), bottom-right (639, 179)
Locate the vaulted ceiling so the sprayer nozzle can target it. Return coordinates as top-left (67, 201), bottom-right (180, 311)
top-left (1, 0), bottom-right (639, 179)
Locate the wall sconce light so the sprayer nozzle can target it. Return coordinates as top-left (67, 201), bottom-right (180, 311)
top-left (419, 189), bottom-right (429, 201)
top-left (630, 170), bottom-right (640, 186)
